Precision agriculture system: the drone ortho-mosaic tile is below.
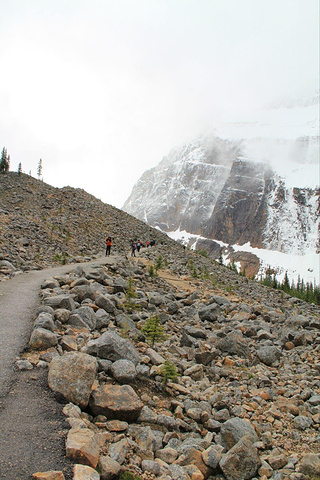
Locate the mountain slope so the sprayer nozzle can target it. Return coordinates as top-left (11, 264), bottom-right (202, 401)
top-left (0, 172), bottom-right (180, 273)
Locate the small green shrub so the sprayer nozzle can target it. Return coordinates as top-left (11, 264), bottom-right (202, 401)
top-left (141, 315), bottom-right (167, 346)
top-left (211, 275), bottom-right (218, 287)
top-left (187, 259), bottom-right (194, 270)
top-left (53, 251), bottom-right (68, 265)
top-left (126, 277), bottom-right (137, 299)
top-left (192, 266), bottom-right (198, 278)
top-left (160, 360), bottom-right (179, 385)
top-left (200, 266), bottom-right (210, 279)
top-left (148, 265), bottom-right (157, 277)
top-left (155, 255), bottom-right (164, 271)
top-left (119, 471), bottom-right (143, 480)
top-left (121, 277), bottom-right (141, 312)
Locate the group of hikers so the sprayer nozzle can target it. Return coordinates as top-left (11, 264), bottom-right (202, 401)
top-left (105, 236), bottom-right (156, 257)
top-left (130, 239), bottom-right (156, 256)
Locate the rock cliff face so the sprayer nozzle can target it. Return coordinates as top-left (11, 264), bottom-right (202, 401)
top-left (203, 159), bottom-right (272, 248)
top-left (264, 182), bottom-right (319, 255)
top-left (123, 137), bottom-right (241, 234)
top-left (123, 135), bottom-right (319, 257)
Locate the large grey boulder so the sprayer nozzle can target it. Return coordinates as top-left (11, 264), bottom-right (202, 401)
top-left (0, 260), bottom-right (16, 272)
top-left (256, 346), bottom-right (282, 366)
top-left (183, 326), bottom-right (207, 339)
top-left (44, 294), bottom-right (76, 311)
top-left (209, 295), bottom-right (231, 307)
top-left (29, 327), bottom-right (58, 350)
top-left (168, 464), bottom-right (191, 479)
top-left (66, 427), bottom-right (100, 468)
top-left (98, 455), bottom-right (121, 479)
top-left (293, 415), bottom-right (313, 430)
top-left (220, 417), bottom-right (258, 450)
top-left (54, 308), bottom-right (70, 324)
top-left (89, 384), bottom-right (143, 422)
top-left (217, 332), bottom-right (250, 358)
top-left (298, 453), bottom-right (320, 476)
top-left (219, 435), bottom-right (261, 480)
top-left (114, 313), bottom-right (143, 339)
top-left (286, 314), bottom-right (309, 327)
top-left (95, 294), bottom-right (116, 314)
top-left (108, 438), bottom-right (131, 465)
top-left (95, 309), bottom-right (110, 330)
top-left (70, 285), bottom-right (96, 302)
top-left (41, 277), bottom-right (60, 289)
top-left (83, 331), bottom-right (140, 365)
top-left (112, 277), bottom-right (127, 293)
top-left (68, 306), bottom-right (96, 330)
top-left (48, 352), bottom-right (97, 408)
top-left (73, 464), bottom-right (100, 480)
top-left (129, 425), bottom-right (158, 454)
top-left (202, 445), bottom-right (223, 469)
top-left (33, 312), bottom-right (55, 332)
top-left (85, 267), bottom-right (106, 283)
top-left (110, 359), bottom-right (137, 383)
top-left (198, 302), bottom-right (221, 322)
top-left (195, 349), bottom-right (219, 365)
top-left (141, 460), bottom-right (161, 476)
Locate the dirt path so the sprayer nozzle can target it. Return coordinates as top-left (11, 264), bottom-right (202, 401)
top-left (0, 256), bottom-right (118, 480)
top-left (132, 257), bottom-right (197, 292)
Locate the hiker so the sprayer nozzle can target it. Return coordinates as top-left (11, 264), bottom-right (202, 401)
top-left (131, 241), bottom-right (136, 257)
top-left (136, 240), bottom-right (141, 253)
top-left (146, 240), bottom-right (150, 248)
top-left (106, 236), bottom-right (112, 256)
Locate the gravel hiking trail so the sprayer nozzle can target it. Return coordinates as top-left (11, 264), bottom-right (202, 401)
top-left (0, 257), bottom-right (117, 480)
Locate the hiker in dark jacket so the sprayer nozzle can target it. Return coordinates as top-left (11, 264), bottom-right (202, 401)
top-left (131, 241), bottom-right (136, 257)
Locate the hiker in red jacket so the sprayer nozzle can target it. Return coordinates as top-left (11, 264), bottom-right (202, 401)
top-left (106, 237), bottom-right (112, 256)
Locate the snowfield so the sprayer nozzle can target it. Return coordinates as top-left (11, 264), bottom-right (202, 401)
top-left (167, 228), bottom-right (320, 286)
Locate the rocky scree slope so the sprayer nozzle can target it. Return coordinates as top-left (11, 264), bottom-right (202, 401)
top-left (20, 242), bottom-right (320, 480)
top-left (0, 172), bottom-right (179, 277)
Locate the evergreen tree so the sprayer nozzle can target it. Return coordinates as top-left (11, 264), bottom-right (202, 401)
top-left (160, 360), bottom-right (179, 385)
top-left (272, 274), bottom-right (278, 289)
top-left (260, 271), bottom-right (319, 305)
top-left (283, 271), bottom-right (290, 292)
top-left (17, 163), bottom-right (22, 175)
top-left (0, 147), bottom-right (9, 174)
top-left (37, 158), bottom-right (42, 179)
top-left (141, 315), bottom-right (167, 346)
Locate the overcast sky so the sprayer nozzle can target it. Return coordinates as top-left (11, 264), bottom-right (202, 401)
top-left (0, 0), bottom-right (319, 207)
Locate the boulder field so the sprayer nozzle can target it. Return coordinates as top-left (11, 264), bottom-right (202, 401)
top-left (16, 248), bottom-right (320, 480)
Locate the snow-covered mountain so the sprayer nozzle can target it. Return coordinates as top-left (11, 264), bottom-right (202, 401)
top-left (123, 96), bottom-right (319, 284)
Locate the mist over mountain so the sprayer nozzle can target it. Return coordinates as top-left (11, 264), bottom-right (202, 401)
top-left (123, 98), bottom-right (319, 284)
